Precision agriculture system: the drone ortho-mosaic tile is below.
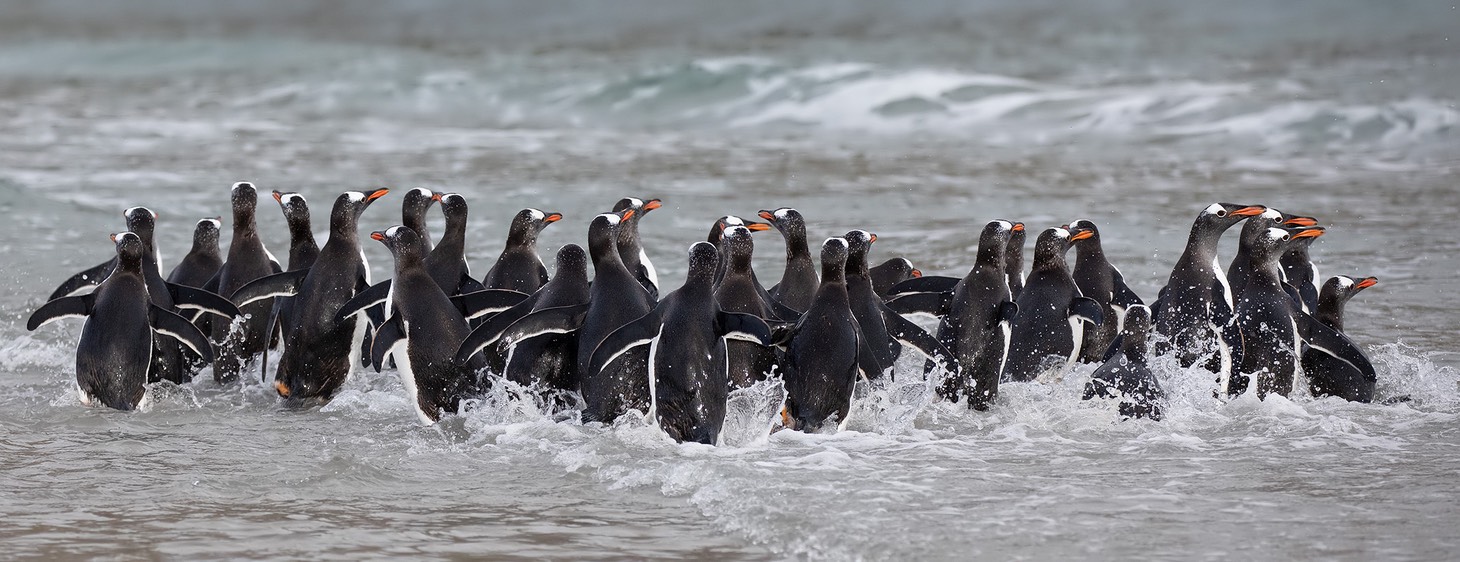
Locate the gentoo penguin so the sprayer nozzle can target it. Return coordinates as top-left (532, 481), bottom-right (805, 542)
top-left (166, 217), bottom-right (224, 288)
top-left (1067, 219), bottom-right (1144, 363)
top-left (1005, 221), bottom-right (1027, 301)
top-left (1227, 226), bottom-right (1328, 398)
top-left (587, 242), bottom-right (772, 443)
top-left (270, 191), bottom-right (320, 346)
top-left (842, 230), bottom-right (957, 379)
top-left (28, 232), bottom-right (226, 410)
top-left (713, 225), bottom-right (786, 388)
top-left (481, 208), bottom-right (561, 294)
top-left (425, 193), bottom-right (487, 297)
top-left (1003, 227), bottom-right (1104, 383)
top-left (455, 245), bottom-right (591, 393)
top-left (869, 257), bottom-right (920, 297)
top-left (777, 238), bottom-right (882, 432)
top-left (49, 206), bottom-right (165, 300)
top-left (760, 208), bottom-right (818, 312)
top-left (887, 220), bottom-right (1018, 410)
top-left (708, 215), bottom-right (772, 288)
top-left (1151, 202), bottom-right (1265, 370)
top-left (1224, 209), bottom-right (1317, 300)
top-left (1280, 230), bottom-right (1326, 313)
top-left (611, 197), bottom-right (663, 300)
top-left (366, 226), bottom-right (487, 423)
top-left (232, 189), bottom-right (388, 401)
top-left (210, 182), bottom-right (284, 383)
top-left (1082, 304), bottom-right (1164, 421)
top-left (1303, 276), bottom-right (1379, 402)
top-left (401, 187), bottom-right (437, 252)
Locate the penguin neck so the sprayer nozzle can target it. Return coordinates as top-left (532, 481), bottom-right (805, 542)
top-left (191, 235), bottom-right (218, 258)
top-left (785, 228), bottom-right (812, 262)
top-left (1122, 329), bottom-right (1148, 363)
top-left (616, 222), bottom-right (642, 261)
top-left (590, 236), bottom-right (628, 275)
top-left (439, 213), bottom-right (467, 253)
top-left (1074, 241), bottom-right (1107, 270)
top-left (506, 223), bottom-right (538, 251)
top-left (405, 214), bottom-right (431, 245)
top-left (329, 214), bottom-right (360, 243)
top-left (232, 209), bottom-right (259, 242)
top-left (1280, 245), bottom-right (1311, 279)
top-left (286, 215), bottom-right (313, 245)
top-left (1032, 248), bottom-right (1069, 274)
top-left (1180, 224), bottom-right (1219, 265)
top-left (1243, 257), bottom-right (1285, 296)
top-left (392, 250), bottom-right (426, 273)
top-left (846, 251), bottom-right (870, 278)
top-left (728, 251), bottom-right (754, 274)
top-left (1315, 292), bottom-right (1347, 332)
top-left (820, 261), bottom-right (846, 284)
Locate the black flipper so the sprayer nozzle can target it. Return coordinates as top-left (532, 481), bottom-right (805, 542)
top-left (1210, 280), bottom-right (1233, 329)
top-left (27, 294), bottom-right (95, 330)
top-left (457, 274), bottom-right (487, 296)
top-left (369, 316), bottom-right (405, 372)
top-left (994, 301), bottom-right (1019, 328)
top-left (587, 309), bottom-right (664, 376)
top-left (885, 291), bottom-right (952, 317)
top-left (1281, 282), bottom-right (1305, 310)
top-left (497, 303), bottom-right (590, 348)
top-left (855, 330), bottom-right (886, 380)
top-left (48, 259), bottom-right (115, 301)
top-left (768, 297), bottom-right (806, 323)
top-left (168, 283), bottom-right (241, 319)
top-left (887, 275), bottom-right (960, 296)
top-left (880, 304), bottom-right (959, 372)
top-left (337, 280), bottom-right (392, 323)
top-left (230, 269), bottom-right (309, 307)
top-left (1068, 296), bottom-right (1105, 326)
top-left (261, 299), bottom-right (278, 382)
top-left (1296, 312), bottom-right (1376, 381)
top-left (149, 304), bottom-right (214, 363)
top-left (453, 295), bottom-right (539, 365)
top-left (451, 288), bottom-right (532, 320)
top-left (1149, 285), bottom-right (1169, 320)
top-left (716, 311), bottom-right (773, 345)
top-left (1110, 269), bottom-right (1144, 308)
top-left (1101, 334), bottom-right (1125, 362)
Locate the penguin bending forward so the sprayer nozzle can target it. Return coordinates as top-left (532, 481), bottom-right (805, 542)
top-left (1082, 304), bottom-right (1164, 421)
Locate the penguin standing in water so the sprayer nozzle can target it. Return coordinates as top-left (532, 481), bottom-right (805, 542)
top-left (481, 208), bottom-right (561, 294)
top-left (1281, 230), bottom-right (1326, 313)
top-left (1227, 226), bottom-right (1329, 398)
top-left (777, 238), bottom-right (883, 432)
top-left (232, 189), bottom-right (389, 401)
top-left (1067, 219), bottom-right (1143, 363)
top-left (588, 242), bottom-right (772, 443)
top-left (1005, 222), bottom-right (1027, 301)
top-left (1082, 304), bottom-right (1164, 421)
top-left (842, 230), bottom-right (957, 379)
top-left (1003, 227), bottom-right (1104, 383)
top-left (612, 197), bottom-right (663, 301)
top-left (270, 191), bottom-right (320, 345)
top-left (364, 226), bottom-right (486, 423)
top-left (887, 220), bottom-right (1018, 410)
top-left (760, 208), bottom-right (818, 313)
top-left (401, 187), bottom-right (437, 253)
top-left (713, 225), bottom-right (786, 388)
top-left (50, 207), bottom-right (165, 300)
top-left (424, 193), bottom-right (487, 297)
top-left (210, 182), bottom-right (284, 383)
top-left (455, 245), bottom-right (591, 393)
top-left (166, 217), bottom-right (224, 289)
top-left (1303, 276), bottom-right (1379, 402)
top-left (869, 257), bottom-right (920, 298)
top-left (28, 233), bottom-right (228, 410)
top-left (1151, 203), bottom-right (1265, 370)
top-left (1223, 209), bottom-right (1317, 300)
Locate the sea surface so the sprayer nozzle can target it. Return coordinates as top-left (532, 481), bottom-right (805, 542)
top-left (1, 1), bottom-right (1457, 559)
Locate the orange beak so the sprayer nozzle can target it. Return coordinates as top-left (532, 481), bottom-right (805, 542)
top-left (1070, 229), bottom-right (1094, 241)
top-left (271, 190), bottom-right (283, 203)
top-left (758, 210), bottom-right (776, 221)
top-left (644, 199), bottom-right (662, 211)
top-left (366, 188), bottom-right (390, 201)
top-left (544, 212), bottom-right (563, 223)
top-left (911, 269), bottom-right (923, 278)
top-left (370, 231), bottom-right (386, 241)
top-left (275, 381), bottom-right (290, 398)
top-left (1232, 205), bottom-right (1266, 217)
top-left (620, 209), bottom-right (635, 222)
top-left (745, 221), bottom-right (772, 232)
top-left (1284, 216), bottom-right (1318, 227)
top-left (1012, 223), bottom-right (1025, 232)
top-left (1356, 277), bottom-right (1378, 290)
top-left (1292, 227), bottom-right (1325, 239)
top-left (868, 233), bottom-right (878, 243)
top-left (431, 193), bottom-right (442, 202)
top-left (109, 233), bottom-right (119, 242)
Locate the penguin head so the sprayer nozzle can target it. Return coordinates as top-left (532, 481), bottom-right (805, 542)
top-left (1250, 225), bottom-right (1322, 264)
top-left (122, 206), bottom-right (158, 238)
top-left (589, 210), bottom-right (631, 259)
top-left (401, 187), bottom-right (437, 222)
top-left (436, 192), bottom-right (469, 221)
top-left (686, 241), bottom-right (719, 281)
top-left (193, 217), bottom-right (222, 246)
top-left (843, 230), bottom-right (877, 268)
top-left (1195, 202), bottom-right (1266, 234)
top-left (1031, 227), bottom-right (1079, 267)
top-left (722, 225), bottom-right (756, 259)
top-left (370, 225), bottom-right (426, 261)
top-left (1322, 275), bottom-right (1378, 306)
top-left (1007, 221), bottom-right (1026, 245)
top-left (612, 197), bottom-right (662, 219)
top-left (554, 243), bottom-right (589, 277)
top-left (758, 207), bottom-right (805, 237)
top-left (819, 237), bottom-right (849, 280)
top-left (1121, 304), bottom-right (1153, 357)
top-left (110, 231), bottom-right (146, 269)
top-left (1066, 219), bottom-right (1101, 244)
top-left (271, 191), bottom-right (311, 226)
top-left (230, 182), bottom-right (258, 216)
top-left (978, 220), bottom-right (1016, 260)
top-left (334, 188), bottom-right (389, 226)
top-left (513, 208), bottom-right (563, 236)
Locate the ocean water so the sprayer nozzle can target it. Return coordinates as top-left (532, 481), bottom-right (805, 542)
top-left (1, 1), bottom-right (1457, 559)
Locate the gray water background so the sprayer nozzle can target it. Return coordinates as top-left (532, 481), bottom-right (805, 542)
top-left (1, 1), bottom-right (1457, 559)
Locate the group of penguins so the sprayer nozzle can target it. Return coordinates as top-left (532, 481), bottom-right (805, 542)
top-left (28, 183), bottom-right (1382, 442)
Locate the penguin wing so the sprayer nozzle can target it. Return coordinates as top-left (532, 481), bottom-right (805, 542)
top-left (370, 316), bottom-right (405, 372)
top-left (337, 280), bottom-right (392, 323)
top-left (167, 282), bottom-right (241, 319)
top-left (27, 294), bottom-right (95, 330)
top-left (1281, 282), bottom-right (1305, 311)
top-left (887, 275), bottom-right (960, 296)
top-left (1110, 267), bottom-right (1144, 308)
top-left (456, 273), bottom-right (487, 296)
top-left (149, 304), bottom-right (214, 363)
top-left (451, 288), bottom-right (532, 321)
top-left (716, 311), bottom-right (773, 345)
top-left (1149, 285), bottom-right (1169, 320)
top-left (884, 291), bottom-right (952, 318)
top-left (202, 269), bottom-right (221, 294)
top-left (1296, 312), bottom-right (1376, 381)
top-left (48, 258), bottom-right (116, 301)
top-left (453, 295), bottom-right (544, 365)
top-left (587, 309), bottom-right (664, 376)
top-left (990, 301), bottom-right (1019, 330)
top-left (880, 303), bottom-right (959, 372)
top-left (1101, 334), bottom-right (1125, 362)
top-left (767, 295), bottom-right (806, 323)
top-left (1068, 297), bottom-right (1105, 326)
top-left (499, 303), bottom-right (590, 348)
top-left (230, 269), bottom-right (309, 307)
top-left (855, 326), bottom-right (886, 381)
top-left (1209, 280), bottom-right (1233, 328)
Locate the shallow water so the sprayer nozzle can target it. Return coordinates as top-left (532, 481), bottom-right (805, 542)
top-left (2, 1), bottom-right (1458, 559)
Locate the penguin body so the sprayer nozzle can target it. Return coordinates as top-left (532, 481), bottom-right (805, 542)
top-left (1302, 276), bottom-right (1378, 402)
top-left (166, 217), bottom-right (224, 288)
top-left (843, 230), bottom-right (957, 379)
top-left (713, 225), bottom-right (783, 388)
top-left (611, 197), bottom-right (663, 301)
top-left (869, 257), bottom-right (919, 298)
top-left (1225, 209), bottom-right (1316, 300)
top-left (1227, 227), bottom-right (1321, 398)
top-left (424, 193), bottom-right (487, 297)
top-left (1083, 305), bottom-right (1164, 421)
top-left (481, 208), bottom-right (560, 294)
top-left (1004, 227), bottom-right (1104, 383)
top-left (270, 191), bottom-right (319, 346)
top-left (760, 208), bottom-right (818, 312)
top-left (1067, 219), bottom-right (1144, 364)
top-left (1004, 222), bottom-right (1026, 301)
top-left (1151, 203), bottom-right (1265, 370)
top-left (1281, 234), bottom-right (1324, 313)
top-left (210, 182), bottom-right (284, 383)
top-left (401, 187), bottom-right (437, 253)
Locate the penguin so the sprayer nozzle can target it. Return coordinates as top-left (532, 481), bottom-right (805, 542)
top-left (425, 193), bottom-right (487, 297)
top-left (1003, 227), bottom-right (1104, 383)
top-left (708, 215), bottom-right (772, 288)
top-left (455, 245), bottom-right (591, 394)
top-left (49, 206), bottom-right (165, 300)
top-left (1151, 203), bottom-right (1265, 370)
top-left (209, 182), bottom-right (285, 383)
top-left (587, 242), bottom-right (773, 443)
top-left (28, 232), bottom-right (229, 410)
top-left (611, 197), bottom-right (663, 301)
top-left (842, 229), bottom-right (958, 379)
top-left (401, 187), bottom-right (437, 253)
top-left (713, 225), bottom-right (787, 388)
top-left (869, 257), bottom-right (920, 297)
top-left (1005, 221), bottom-right (1027, 301)
top-left (1280, 230), bottom-right (1326, 313)
top-left (1067, 219), bottom-right (1144, 363)
top-left (165, 217), bottom-right (224, 288)
top-left (270, 191), bottom-right (320, 346)
top-left (886, 220), bottom-right (1018, 410)
top-left (231, 189), bottom-right (388, 401)
top-left (1303, 276), bottom-right (1379, 402)
top-left (481, 208), bottom-right (561, 294)
top-left (759, 208), bottom-right (819, 313)
top-left (1224, 209), bottom-right (1317, 300)
top-left (1226, 226), bottom-right (1330, 398)
top-left (365, 225), bottom-right (487, 423)
top-left (1082, 304), bottom-right (1164, 421)
top-left (777, 237), bottom-right (883, 432)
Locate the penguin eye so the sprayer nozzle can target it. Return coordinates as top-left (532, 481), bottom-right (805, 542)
top-left (1215, 209), bottom-right (1228, 218)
